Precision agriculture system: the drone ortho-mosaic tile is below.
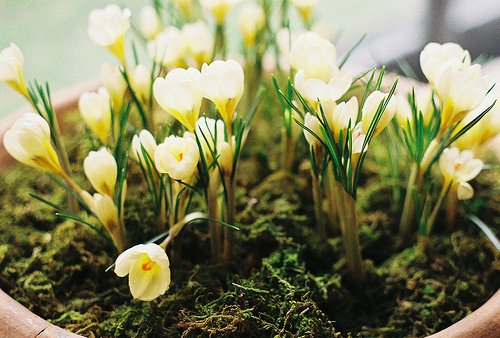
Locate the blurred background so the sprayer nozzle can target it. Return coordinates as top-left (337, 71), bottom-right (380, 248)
top-left (1, 0), bottom-right (499, 117)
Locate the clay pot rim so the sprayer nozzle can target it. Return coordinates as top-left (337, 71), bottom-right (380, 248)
top-left (0, 81), bottom-right (498, 338)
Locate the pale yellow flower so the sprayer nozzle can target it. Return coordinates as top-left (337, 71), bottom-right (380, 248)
top-left (114, 243), bottom-right (170, 301)
top-left (139, 5), bottom-right (162, 40)
top-left (198, 59), bottom-right (244, 128)
top-left (361, 91), bottom-right (396, 137)
top-left (200, 0), bottom-right (240, 24)
top-left (78, 87), bottom-right (112, 143)
top-left (237, 2), bottom-right (265, 47)
top-left (100, 62), bottom-right (126, 110)
top-left (195, 116), bottom-right (226, 160)
top-left (420, 42), bottom-right (471, 86)
top-left (303, 113), bottom-right (324, 148)
top-left (83, 147), bottom-right (117, 197)
top-left (0, 43), bottom-right (28, 97)
top-left (290, 0), bottom-right (318, 23)
top-left (329, 96), bottom-right (358, 141)
top-left (148, 27), bottom-right (187, 68)
top-left (3, 113), bottom-right (63, 174)
top-left (131, 129), bottom-right (157, 164)
top-left (87, 4), bottom-right (131, 64)
top-left (130, 64), bottom-right (152, 104)
top-left (153, 67), bottom-right (202, 131)
top-left (182, 21), bottom-right (214, 67)
top-left (439, 147), bottom-right (483, 200)
top-left (155, 135), bottom-right (200, 181)
top-left (395, 85), bottom-right (435, 130)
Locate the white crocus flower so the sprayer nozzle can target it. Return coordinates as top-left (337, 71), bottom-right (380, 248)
top-left (198, 59), bottom-right (245, 129)
top-left (420, 42), bottom-right (471, 85)
top-left (78, 87), bottom-right (112, 143)
top-left (289, 32), bottom-right (337, 82)
top-left (351, 123), bottom-right (367, 154)
top-left (329, 96), bottom-right (359, 141)
top-left (195, 116), bottom-right (226, 160)
top-left (294, 69), bottom-right (352, 109)
top-left (3, 113), bottom-right (63, 174)
top-left (303, 113), bottom-right (324, 148)
top-left (433, 62), bottom-right (489, 130)
top-left (182, 21), bottom-right (214, 67)
top-left (153, 67), bottom-right (202, 131)
top-left (439, 147), bottom-right (483, 200)
top-left (87, 4), bottom-right (131, 64)
top-left (276, 28), bottom-right (295, 72)
top-left (114, 243), bottom-right (170, 301)
top-left (361, 91), bottom-right (396, 137)
top-left (217, 141), bottom-right (234, 176)
top-left (200, 0), bottom-right (240, 24)
top-left (130, 64), bottom-right (151, 104)
top-left (148, 27), bottom-right (187, 68)
top-left (290, 0), bottom-right (318, 23)
top-left (100, 62), bottom-right (126, 110)
top-left (139, 5), bottom-right (162, 40)
top-left (83, 148), bottom-right (117, 197)
top-left (131, 129), bottom-right (157, 164)
top-left (395, 85), bottom-right (435, 130)
top-left (0, 43), bottom-right (28, 97)
top-left (155, 135), bottom-right (200, 181)
top-left (237, 2), bottom-right (265, 47)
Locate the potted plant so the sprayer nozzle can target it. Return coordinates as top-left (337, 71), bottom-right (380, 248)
top-left (0, 1), bottom-right (498, 337)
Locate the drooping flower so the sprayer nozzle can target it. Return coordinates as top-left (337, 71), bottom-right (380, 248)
top-left (439, 147), bottom-right (483, 200)
top-left (289, 32), bottom-right (337, 82)
top-left (87, 4), bottom-right (131, 64)
top-left (100, 62), bottom-right (126, 110)
top-left (155, 135), bottom-right (200, 181)
top-left (148, 27), bottom-right (187, 68)
top-left (78, 87), bottom-right (112, 143)
top-left (182, 21), bottom-right (214, 67)
top-left (139, 5), bottom-right (162, 40)
top-left (198, 59), bottom-right (244, 129)
top-left (3, 113), bottom-right (63, 174)
top-left (131, 129), bottom-right (158, 164)
top-left (237, 2), bottom-right (265, 47)
top-left (83, 147), bottom-right (117, 197)
top-left (290, 0), bottom-right (318, 23)
top-left (114, 243), bottom-right (170, 301)
top-left (200, 0), bottom-right (240, 24)
top-left (153, 67), bottom-right (202, 131)
top-left (0, 43), bottom-right (28, 97)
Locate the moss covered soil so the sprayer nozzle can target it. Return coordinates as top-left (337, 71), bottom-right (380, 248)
top-left (0, 111), bottom-right (499, 338)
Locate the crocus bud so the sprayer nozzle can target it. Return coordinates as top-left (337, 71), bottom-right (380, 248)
top-left (0, 43), bottom-right (28, 97)
top-left (351, 123), bottom-right (367, 154)
top-left (395, 85), bottom-right (435, 130)
top-left (83, 147), bottom-right (117, 197)
top-left (114, 243), bottom-right (170, 301)
top-left (100, 62), bottom-right (126, 110)
top-left (433, 63), bottom-right (488, 130)
top-left (139, 5), bottom-right (162, 40)
top-left (218, 141), bottom-right (233, 176)
top-left (303, 113), bottom-right (324, 148)
top-left (182, 21), bottom-right (214, 67)
top-left (155, 135), bottom-right (200, 181)
top-left (361, 91), bottom-right (396, 137)
top-left (439, 147), bottom-right (483, 200)
top-left (289, 32), bottom-right (337, 82)
top-left (83, 191), bottom-right (124, 251)
top-left (294, 69), bottom-right (352, 109)
top-left (131, 129), bottom-right (157, 163)
top-left (237, 2), bottom-right (265, 47)
top-left (78, 87), bottom-right (112, 143)
top-left (3, 113), bottom-right (63, 174)
top-left (330, 96), bottom-right (358, 140)
top-left (195, 116), bottom-right (226, 160)
top-left (153, 67), bottom-right (202, 131)
top-left (130, 64), bottom-right (151, 104)
top-left (198, 59), bottom-right (244, 128)
top-left (420, 42), bottom-right (471, 85)
top-left (200, 0), bottom-right (240, 24)
top-left (147, 27), bottom-right (187, 69)
top-left (88, 4), bottom-right (131, 64)
top-left (290, 0), bottom-right (318, 24)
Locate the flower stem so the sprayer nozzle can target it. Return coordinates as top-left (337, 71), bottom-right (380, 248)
top-left (281, 130), bottom-right (296, 172)
top-left (419, 181), bottom-right (451, 252)
top-left (399, 162), bottom-right (420, 240)
top-left (223, 177), bottom-right (236, 264)
top-left (446, 185), bottom-right (458, 232)
top-left (311, 171), bottom-right (325, 239)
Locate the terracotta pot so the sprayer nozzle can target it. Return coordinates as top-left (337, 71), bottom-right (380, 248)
top-left (0, 81), bottom-right (498, 337)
